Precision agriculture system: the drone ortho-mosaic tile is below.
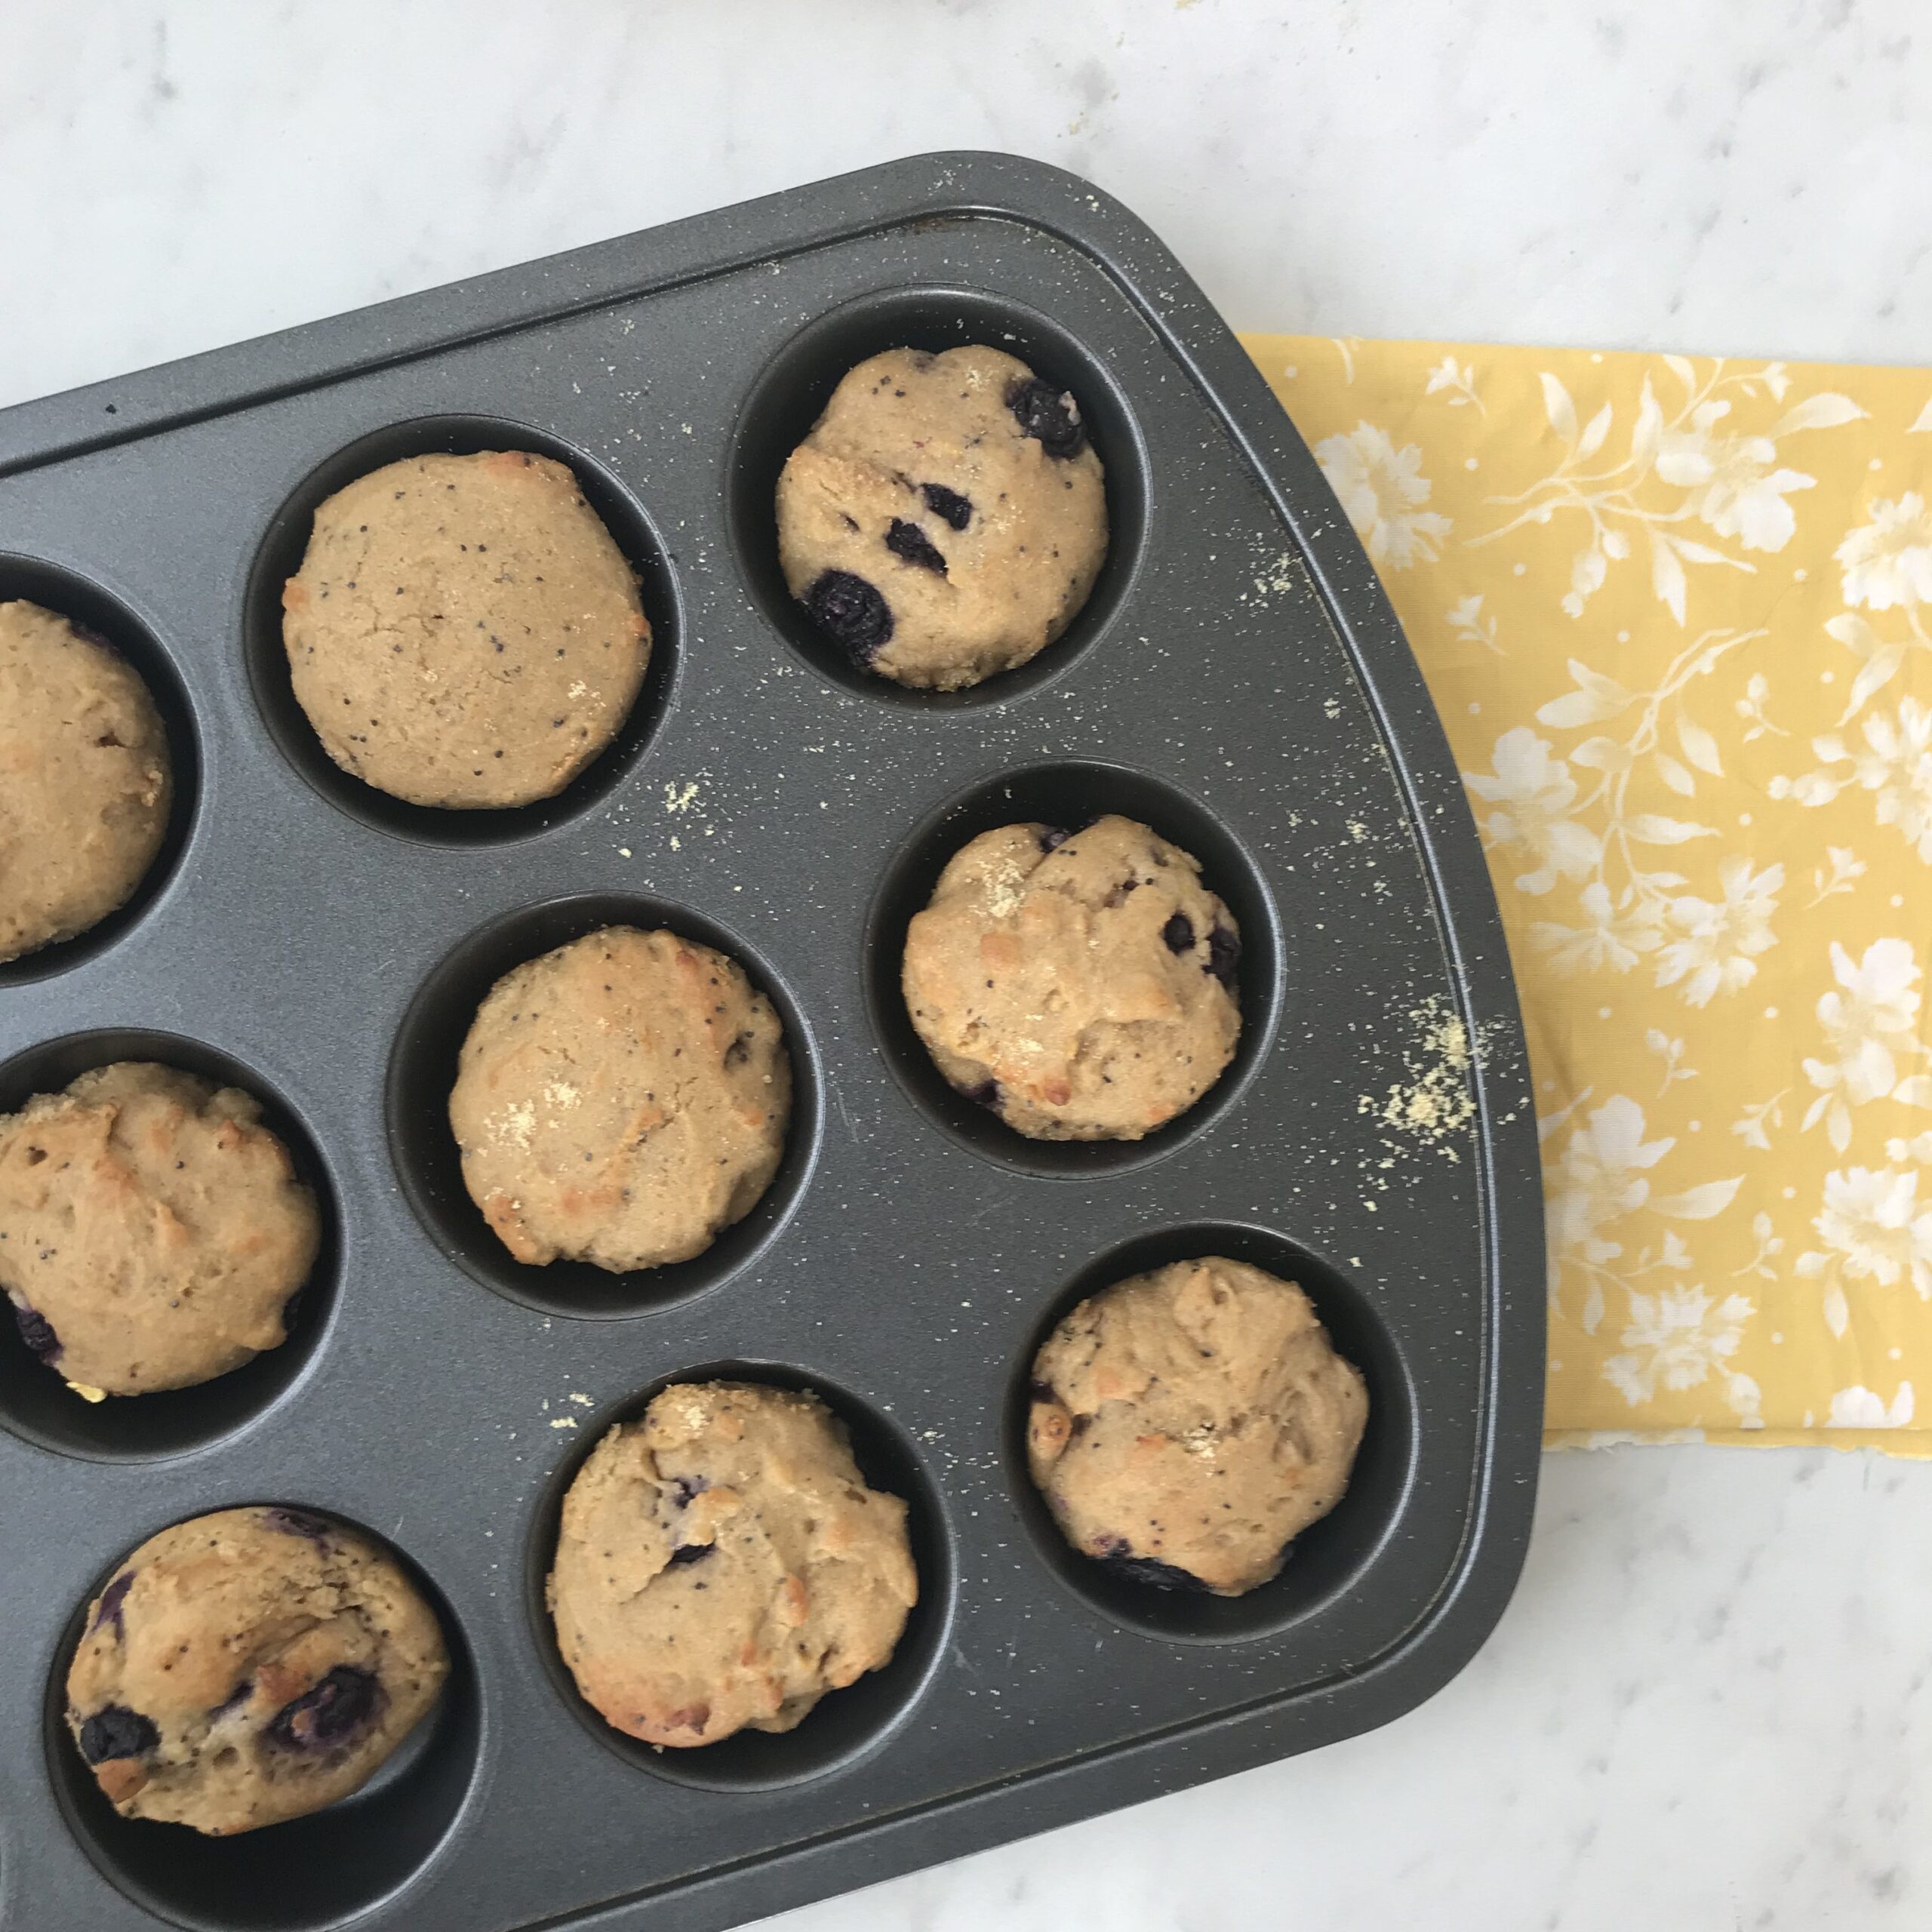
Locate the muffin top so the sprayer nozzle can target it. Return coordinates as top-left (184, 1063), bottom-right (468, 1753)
top-left (449, 927), bottom-right (791, 1272)
top-left (1028, 1257), bottom-right (1367, 1597)
top-left (903, 815), bottom-right (1241, 1140)
top-left (66, 1506), bottom-right (448, 1835)
top-left (0, 1062), bottom-right (318, 1398)
top-left (777, 345), bottom-right (1107, 690)
top-left (0, 598), bottom-right (171, 965)
top-left (549, 1382), bottom-right (917, 1747)
top-left (281, 451), bottom-right (648, 808)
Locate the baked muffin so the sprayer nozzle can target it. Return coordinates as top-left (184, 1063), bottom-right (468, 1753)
top-left (281, 451), bottom-right (648, 808)
top-left (66, 1506), bottom-right (448, 1835)
top-left (0, 1063), bottom-right (320, 1398)
top-left (549, 1383), bottom-right (917, 1746)
top-left (902, 815), bottom-right (1241, 1140)
top-left (1028, 1257), bottom-right (1367, 1596)
top-left (777, 346), bottom-right (1107, 690)
top-left (0, 598), bottom-right (171, 964)
top-left (448, 927), bottom-right (791, 1272)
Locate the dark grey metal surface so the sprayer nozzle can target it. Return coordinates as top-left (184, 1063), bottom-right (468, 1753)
top-left (0, 152), bottom-right (1545, 1932)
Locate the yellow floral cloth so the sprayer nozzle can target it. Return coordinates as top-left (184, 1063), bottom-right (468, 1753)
top-left (1240, 334), bottom-right (1932, 1454)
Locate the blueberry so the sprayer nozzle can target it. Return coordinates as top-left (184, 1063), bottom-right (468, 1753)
top-left (78, 1705), bottom-right (158, 1764)
top-left (92, 1572), bottom-right (134, 1636)
top-left (1206, 924), bottom-right (1241, 989)
top-left (1094, 1541), bottom-right (1212, 1593)
top-left (802, 570), bottom-right (894, 664)
top-left (1006, 377), bottom-right (1088, 458)
top-left (13, 1300), bottom-right (60, 1364)
top-left (884, 518), bottom-right (948, 575)
top-left (266, 1665), bottom-right (384, 1751)
top-left (261, 1508), bottom-right (333, 1543)
top-left (1037, 826), bottom-right (1070, 854)
top-left (920, 482), bottom-right (973, 529)
top-left (668, 1475), bottom-right (708, 1507)
top-left (958, 1077), bottom-right (1000, 1109)
top-left (1161, 912), bottom-right (1195, 954)
top-left (667, 1543), bottom-right (712, 1567)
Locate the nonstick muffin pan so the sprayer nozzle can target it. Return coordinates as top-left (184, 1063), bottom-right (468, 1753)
top-left (0, 152), bottom-right (1545, 1932)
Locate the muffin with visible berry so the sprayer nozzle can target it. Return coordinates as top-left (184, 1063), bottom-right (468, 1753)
top-left (0, 1062), bottom-right (319, 1398)
top-left (549, 1382), bottom-right (916, 1747)
top-left (777, 346), bottom-right (1106, 690)
top-left (65, 1506), bottom-right (448, 1835)
top-left (903, 814), bottom-right (1241, 1140)
top-left (1028, 1257), bottom-right (1367, 1596)
top-left (0, 599), bottom-right (171, 965)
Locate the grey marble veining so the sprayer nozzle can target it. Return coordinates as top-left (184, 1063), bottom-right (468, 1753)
top-left (2, 0), bottom-right (1929, 416)
top-left (3, 3), bottom-right (1930, 1927)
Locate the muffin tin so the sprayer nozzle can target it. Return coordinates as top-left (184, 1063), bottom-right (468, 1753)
top-left (0, 152), bottom-right (1544, 1932)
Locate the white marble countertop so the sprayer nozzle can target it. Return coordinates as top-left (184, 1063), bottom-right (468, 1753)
top-left (5, 4), bottom-right (1930, 1927)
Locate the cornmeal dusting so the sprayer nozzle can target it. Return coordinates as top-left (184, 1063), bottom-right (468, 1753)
top-left (1361, 995), bottom-right (1478, 1157)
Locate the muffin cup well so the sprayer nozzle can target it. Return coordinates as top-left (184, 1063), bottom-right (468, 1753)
top-left (45, 1507), bottom-right (481, 1932)
top-left (864, 760), bottom-right (1284, 1177)
top-left (524, 1360), bottom-right (954, 1792)
top-left (0, 1030), bottom-right (341, 1464)
top-left (726, 287), bottom-right (1149, 709)
top-left (0, 556), bottom-right (201, 988)
top-left (1006, 1224), bottom-right (1417, 1644)
top-left (242, 415), bottom-right (680, 846)
top-left (386, 895), bottom-right (821, 1320)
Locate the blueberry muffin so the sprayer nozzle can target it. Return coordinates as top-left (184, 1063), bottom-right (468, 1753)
top-left (281, 451), bottom-right (648, 808)
top-left (1028, 1257), bottom-right (1367, 1596)
top-left (777, 346), bottom-right (1107, 690)
top-left (448, 928), bottom-right (791, 1272)
top-left (66, 1506), bottom-right (448, 1835)
top-left (0, 599), bottom-right (171, 964)
top-left (549, 1383), bottom-right (917, 1747)
top-left (0, 1063), bottom-right (320, 1398)
top-left (902, 815), bottom-right (1241, 1140)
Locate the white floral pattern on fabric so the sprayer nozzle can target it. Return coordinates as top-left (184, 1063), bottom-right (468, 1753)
top-left (1654, 858), bottom-right (1783, 1008)
top-left (1464, 728), bottom-right (1599, 894)
top-left (1797, 1166), bottom-right (1932, 1337)
top-left (1656, 402), bottom-right (1815, 552)
top-left (1312, 422), bottom-right (1451, 569)
top-left (1542, 1093), bottom-right (1740, 1337)
top-left (1252, 331), bottom-right (1932, 1450)
top-left (1837, 494), bottom-right (1932, 611)
top-left (1826, 1382), bottom-right (1915, 1428)
top-left (1799, 939), bottom-right (1932, 1153)
top-left (1460, 360), bottom-right (1860, 624)
top-left (1604, 1284), bottom-right (1758, 1427)
top-left (1545, 1096), bottom-right (1674, 1277)
top-left (1775, 700), bottom-right (1932, 860)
